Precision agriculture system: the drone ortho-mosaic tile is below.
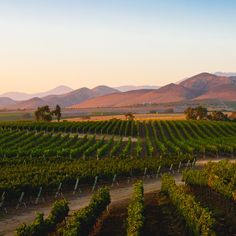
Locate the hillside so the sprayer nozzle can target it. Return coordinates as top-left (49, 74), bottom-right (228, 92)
top-left (115, 85), bottom-right (160, 92)
top-left (70, 83), bottom-right (198, 108)
top-left (0, 97), bottom-right (17, 108)
top-left (70, 73), bottom-right (236, 108)
top-left (7, 97), bottom-right (50, 110)
top-left (180, 72), bottom-right (236, 93)
top-left (195, 84), bottom-right (236, 101)
top-left (43, 85), bottom-right (119, 107)
top-left (5, 86), bottom-right (119, 110)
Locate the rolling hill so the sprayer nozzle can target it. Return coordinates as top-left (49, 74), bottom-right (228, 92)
top-left (180, 72), bottom-right (236, 93)
top-left (42, 86), bottom-right (119, 107)
top-left (0, 97), bottom-right (17, 109)
top-left (5, 86), bottom-right (119, 110)
top-left (7, 97), bottom-right (50, 110)
top-left (70, 83), bottom-right (199, 108)
top-left (70, 73), bottom-right (236, 108)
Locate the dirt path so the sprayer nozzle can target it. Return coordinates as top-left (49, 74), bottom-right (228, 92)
top-left (63, 133), bottom-right (138, 142)
top-left (195, 157), bottom-right (236, 166)
top-left (0, 175), bottom-right (182, 236)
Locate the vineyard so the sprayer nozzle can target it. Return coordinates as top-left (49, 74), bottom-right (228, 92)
top-left (0, 120), bottom-right (236, 159)
top-left (0, 120), bottom-right (236, 201)
top-left (12, 160), bottom-right (236, 235)
top-left (0, 119), bottom-right (236, 235)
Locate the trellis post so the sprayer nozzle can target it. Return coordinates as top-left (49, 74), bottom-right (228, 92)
top-left (92, 176), bottom-right (98, 192)
top-left (55, 182), bottom-right (63, 198)
top-left (16, 192), bottom-right (26, 209)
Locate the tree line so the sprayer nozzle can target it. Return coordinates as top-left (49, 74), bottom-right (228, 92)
top-left (184, 106), bottom-right (236, 121)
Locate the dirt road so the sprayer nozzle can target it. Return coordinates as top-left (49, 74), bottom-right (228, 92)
top-left (0, 175), bottom-right (183, 236)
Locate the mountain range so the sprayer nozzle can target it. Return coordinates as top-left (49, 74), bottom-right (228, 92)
top-left (1, 85), bottom-right (73, 101)
top-left (71, 73), bottom-right (236, 108)
top-left (1, 72), bottom-right (236, 110)
top-left (0, 86), bottom-right (119, 110)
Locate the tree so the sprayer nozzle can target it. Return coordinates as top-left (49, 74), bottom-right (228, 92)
top-left (35, 105), bottom-right (62, 122)
top-left (35, 106), bottom-right (52, 122)
top-left (184, 107), bottom-right (196, 120)
top-left (52, 105), bottom-right (62, 122)
top-left (208, 111), bottom-right (229, 121)
top-left (125, 113), bottom-right (135, 120)
top-left (184, 106), bottom-right (208, 120)
top-left (195, 106), bottom-right (208, 120)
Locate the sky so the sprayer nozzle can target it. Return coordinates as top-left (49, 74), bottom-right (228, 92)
top-left (0, 0), bottom-right (236, 93)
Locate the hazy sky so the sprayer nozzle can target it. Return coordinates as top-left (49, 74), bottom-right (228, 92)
top-left (0, 0), bottom-right (236, 93)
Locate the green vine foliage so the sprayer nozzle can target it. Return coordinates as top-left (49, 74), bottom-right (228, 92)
top-left (183, 160), bottom-right (236, 201)
top-left (16, 199), bottom-right (69, 236)
top-left (63, 187), bottom-right (110, 236)
top-left (161, 174), bottom-right (216, 236)
top-left (127, 180), bottom-right (144, 236)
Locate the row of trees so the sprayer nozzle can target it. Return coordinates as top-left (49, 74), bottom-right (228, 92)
top-left (35, 105), bottom-right (61, 122)
top-left (184, 106), bottom-right (235, 121)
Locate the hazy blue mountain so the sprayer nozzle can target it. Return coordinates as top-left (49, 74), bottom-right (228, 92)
top-left (1, 85), bottom-right (73, 101)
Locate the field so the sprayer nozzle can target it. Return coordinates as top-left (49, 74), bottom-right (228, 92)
top-left (0, 111), bottom-right (33, 121)
top-left (65, 113), bottom-right (186, 121)
top-left (0, 119), bottom-right (235, 235)
top-left (0, 110), bottom-right (186, 122)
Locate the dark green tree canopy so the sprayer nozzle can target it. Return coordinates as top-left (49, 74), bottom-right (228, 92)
top-left (185, 106), bottom-right (230, 121)
top-left (35, 105), bottom-right (62, 122)
top-left (52, 105), bottom-right (62, 122)
top-left (208, 111), bottom-right (229, 121)
top-left (184, 106), bottom-right (208, 120)
top-left (125, 113), bottom-right (135, 120)
top-left (35, 105), bottom-right (52, 122)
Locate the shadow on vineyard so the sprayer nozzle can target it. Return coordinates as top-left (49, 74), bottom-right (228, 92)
top-left (188, 186), bottom-right (236, 235)
top-left (93, 198), bottom-right (128, 236)
top-left (93, 192), bottom-right (189, 236)
top-left (143, 192), bottom-right (188, 236)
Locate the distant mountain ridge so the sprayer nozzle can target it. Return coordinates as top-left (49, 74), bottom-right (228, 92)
top-left (71, 72), bottom-right (236, 108)
top-left (42, 85), bottom-right (119, 108)
top-left (115, 85), bottom-right (160, 92)
top-left (0, 97), bottom-right (17, 107)
top-left (1, 85), bottom-right (73, 101)
top-left (0, 86), bottom-right (119, 109)
top-left (1, 72), bottom-right (236, 110)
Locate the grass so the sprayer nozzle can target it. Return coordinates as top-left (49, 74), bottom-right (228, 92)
top-left (0, 111), bottom-right (33, 121)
